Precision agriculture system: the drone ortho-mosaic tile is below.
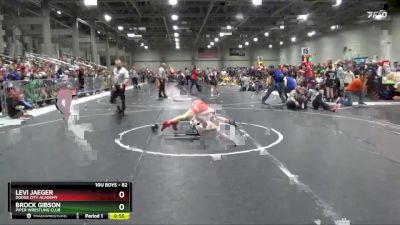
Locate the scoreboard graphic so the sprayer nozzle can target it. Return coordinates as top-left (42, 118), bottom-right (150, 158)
top-left (8, 182), bottom-right (132, 220)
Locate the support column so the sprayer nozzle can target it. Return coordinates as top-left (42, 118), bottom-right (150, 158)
top-left (219, 45), bottom-right (224, 70)
top-left (191, 48), bottom-right (196, 67)
top-left (130, 52), bottom-right (134, 68)
top-left (390, 14), bottom-right (400, 62)
top-left (89, 20), bottom-right (98, 63)
top-left (41, 0), bottom-right (52, 56)
top-left (0, 14), bottom-right (4, 54)
top-left (105, 31), bottom-right (111, 67)
top-left (55, 42), bottom-right (60, 58)
top-left (72, 18), bottom-right (80, 58)
top-left (23, 36), bottom-right (33, 53)
top-left (248, 46), bottom-right (254, 68)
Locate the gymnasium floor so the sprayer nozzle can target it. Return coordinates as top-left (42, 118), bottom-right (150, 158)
top-left (1, 83), bottom-right (400, 225)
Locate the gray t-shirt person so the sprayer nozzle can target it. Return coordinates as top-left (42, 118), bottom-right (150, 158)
top-left (113, 67), bottom-right (129, 85)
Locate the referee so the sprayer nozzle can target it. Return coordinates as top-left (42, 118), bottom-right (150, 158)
top-left (110, 59), bottom-right (129, 115)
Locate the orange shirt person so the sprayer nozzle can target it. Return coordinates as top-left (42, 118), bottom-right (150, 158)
top-left (345, 77), bottom-right (365, 93)
top-left (339, 74), bottom-right (366, 106)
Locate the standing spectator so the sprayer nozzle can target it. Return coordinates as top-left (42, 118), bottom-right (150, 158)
top-left (208, 69), bottom-right (219, 97)
top-left (130, 66), bottom-right (140, 90)
top-left (78, 67), bottom-right (85, 90)
top-left (343, 66), bottom-right (355, 88)
top-left (185, 67), bottom-right (190, 85)
top-left (158, 63), bottom-right (168, 99)
top-left (190, 65), bottom-right (201, 93)
top-left (336, 64), bottom-right (345, 91)
top-left (324, 65), bottom-right (336, 102)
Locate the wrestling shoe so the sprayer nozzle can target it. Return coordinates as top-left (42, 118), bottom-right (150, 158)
top-left (227, 120), bottom-right (237, 127)
top-left (161, 120), bottom-right (178, 131)
top-left (330, 103), bottom-right (341, 112)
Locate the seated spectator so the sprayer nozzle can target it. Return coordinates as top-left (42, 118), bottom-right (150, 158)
top-left (6, 83), bottom-right (32, 119)
top-left (240, 75), bottom-right (249, 91)
top-left (287, 86), bottom-right (308, 110)
top-left (309, 84), bottom-right (340, 112)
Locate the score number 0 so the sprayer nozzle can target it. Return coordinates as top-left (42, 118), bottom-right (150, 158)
top-left (118, 191), bottom-right (126, 211)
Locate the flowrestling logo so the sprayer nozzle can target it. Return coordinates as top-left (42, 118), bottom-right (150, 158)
top-left (367, 10), bottom-right (388, 20)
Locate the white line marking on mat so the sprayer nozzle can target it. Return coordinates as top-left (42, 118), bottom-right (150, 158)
top-left (238, 127), bottom-right (341, 222)
top-left (115, 122), bottom-right (283, 158)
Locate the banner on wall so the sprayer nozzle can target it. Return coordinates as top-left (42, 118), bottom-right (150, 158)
top-left (198, 48), bottom-right (218, 58)
top-left (257, 56), bottom-right (264, 70)
top-left (301, 47), bottom-right (310, 55)
top-left (229, 48), bottom-right (245, 56)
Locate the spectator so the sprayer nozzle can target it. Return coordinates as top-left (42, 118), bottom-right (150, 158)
top-left (343, 66), bottom-right (355, 88)
top-left (324, 65), bottom-right (336, 102)
top-left (287, 86), bottom-right (308, 110)
top-left (338, 73), bottom-right (367, 106)
top-left (190, 65), bottom-right (201, 93)
top-left (309, 83), bottom-right (340, 112)
top-left (6, 83), bottom-right (32, 119)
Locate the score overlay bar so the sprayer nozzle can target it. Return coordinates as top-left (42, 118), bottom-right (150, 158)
top-left (8, 182), bottom-right (132, 220)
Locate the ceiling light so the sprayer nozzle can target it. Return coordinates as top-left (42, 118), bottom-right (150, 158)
top-left (236, 13), bottom-right (244, 20)
top-left (269, 44), bottom-right (272, 48)
top-left (280, 41), bottom-right (283, 45)
top-left (140, 43), bottom-right (144, 47)
top-left (215, 37), bottom-right (219, 42)
top-left (56, 10), bottom-right (62, 15)
top-left (307, 31), bottom-right (316, 37)
top-left (220, 32), bottom-right (232, 36)
top-left (291, 36), bottom-right (296, 42)
top-left (210, 42), bottom-right (214, 46)
top-left (176, 46), bottom-right (180, 49)
top-left (331, 25), bottom-right (339, 30)
top-left (84, 0), bottom-right (97, 6)
top-left (245, 41), bottom-right (249, 46)
top-left (144, 46), bottom-right (148, 50)
top-left (207, 45), bottom-right (211, 49)
top-left (175, 38), bottom-right (179, 42)
top-left (97, 30), bottom-right (100, 34)
top-left (169, 0), bottom-right (178, 6)
top-left (171, 14), bottom-right (179, 21)
top-left (253, 37), bottom-right (258, 42)
top-left (297, 14), bottom-right (308, 21)
top-left (252, 0), bottom-right (262, 6)
top-left (174, 33), bottom-right (179, 37)
top-left (333, 0), bottom-right (342, 7)
top-left (238, 45), bottom-right (243, 48)
top-left (264, 32), bottom-right (269, 37)
top-left (280, 25), bottom-right (285, 29)
top-left (172, 25), bottom-right (178, 30)
top-left (104, 14), bottom-right (111, 22)
top-left (118, 26), bottom-right (124, 31)
top-left (227, 25), bottom-right (232, 30)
